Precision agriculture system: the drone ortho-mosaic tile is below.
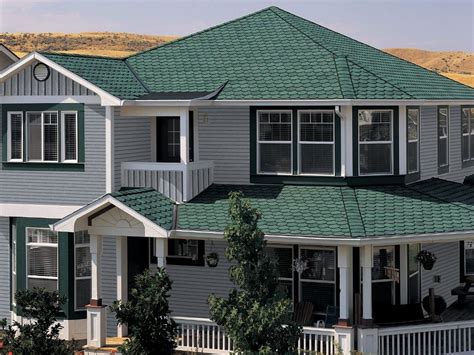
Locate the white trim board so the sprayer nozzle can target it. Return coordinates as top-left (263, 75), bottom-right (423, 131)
top-left (0, 203), bottom-right (83, 219)
top-left (0, 96), bottom-right (101, 104)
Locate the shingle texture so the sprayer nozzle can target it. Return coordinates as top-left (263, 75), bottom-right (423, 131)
top-left (41, 7), bottom-right (473, 101)
top-left (177, 179), bottom-right (474, 238)
top-left (111, 188), bottom-right (175, 230)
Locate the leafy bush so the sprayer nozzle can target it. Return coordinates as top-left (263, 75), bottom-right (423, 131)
top-left (110, 268), bottom-right (177, 355)
top-left (208, 192), bottom-right (302, 354)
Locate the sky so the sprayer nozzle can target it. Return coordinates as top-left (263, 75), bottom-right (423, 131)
top-left (0, 0), bottom-right (473, 52)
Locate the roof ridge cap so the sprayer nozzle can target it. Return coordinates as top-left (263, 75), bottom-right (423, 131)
top-left (125, 6), bottom-right (277, 60)
top-left (40, 51), bottom-right (123, 60)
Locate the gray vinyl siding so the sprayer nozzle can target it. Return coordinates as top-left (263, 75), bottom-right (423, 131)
top-left (419, 105), bottom-right (474, 183)
top-left (100, 236), bottom-right (118, 337)
top-left (420, 242), bottom-right (459, 306)
top-left (0, 60), bottom-right (95, 96)
top-left (0, 104), bottom-right (106, 205)
top-left (167, 240), bottom-right (234, 318)
top-left (0, 217), bottom-right (10, 322)
top-left (198, 107), bottom-right (250, 185)
top-left (114, 110), bottom-right (152, 191)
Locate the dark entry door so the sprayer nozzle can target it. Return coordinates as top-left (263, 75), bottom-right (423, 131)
top-left (127, 237), bottom-right (149, 293)
top-left (156, 117), bottom-right (181, 162)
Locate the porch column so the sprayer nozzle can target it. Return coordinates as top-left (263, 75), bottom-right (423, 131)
top-left (399, 244), bottom-right (408, 304)
top-left (116, 236), bottom-right (128, 337)
top-left (87, 234), bottom-right (106, 348)
top-left (338, 245), bottom-right (352, 325)
top-left (179, 109), bottom-right (190, 164)
top-left (155, 238), bottom-right (167, 267)
top-left (360, 245), bottom-right (373, 325)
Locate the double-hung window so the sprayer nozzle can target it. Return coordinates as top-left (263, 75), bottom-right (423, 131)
top-left (75, 231), bottom-right (91, 310)
top-left (27, 112), bottom-right (59, 161)
top-left (257, 111), bottom-right (292, 174)
top-left (438, 107), bottom-right (449, 169)
top-left (358, 110), bottom-right (393, 175)
top-left (26, 228), bottom-right (58, 292)
top-left (298, 111), bottom-right (335, 175)
top-left (407, 108), bottom-right (420, 174)
top-left (62, 112), bottom-right (78, 162)
top-left (7, 112), bottom-right (23, 161)
top-left (462, 107), bottom-right (474, 162)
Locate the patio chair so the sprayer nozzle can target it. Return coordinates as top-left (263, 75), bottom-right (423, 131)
top-left (294, 302), bottom-right (314, 326)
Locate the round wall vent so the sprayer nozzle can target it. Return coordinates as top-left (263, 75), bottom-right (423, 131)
top-left (33, 63), bottom-right (50, 82)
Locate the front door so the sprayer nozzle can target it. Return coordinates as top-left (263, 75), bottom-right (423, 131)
top-left (156, 117), bottom-right (181, 162)
top-left (127, 237), bottom-right (150, 293)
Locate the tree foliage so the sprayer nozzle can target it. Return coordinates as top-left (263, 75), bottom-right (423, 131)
top-left (208, 192), bottom-right (302, 354)
top-left (1, 288), bottom-right (73, 355)
top-left (110, 268), bottom-right (177, 355)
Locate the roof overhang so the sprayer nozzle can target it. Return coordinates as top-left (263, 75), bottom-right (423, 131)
top-left (51, 194), bottom-right (169, 237)
top-left (0, 52), bottom-right (121, 106)
top-left (0, 44), bottom-right (20, 63)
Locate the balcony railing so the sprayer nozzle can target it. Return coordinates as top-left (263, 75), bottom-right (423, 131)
top-left (121, 161), bottom-right (214, 203)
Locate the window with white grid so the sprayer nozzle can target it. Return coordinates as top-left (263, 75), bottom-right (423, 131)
top-left (26, 228), bottom-right (58, 292)
top-left (75, 231), bottom-right (91, 310)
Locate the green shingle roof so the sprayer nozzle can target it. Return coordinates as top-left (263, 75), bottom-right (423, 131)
top-left (177, 179), bottom-right (474, 238)
top-left (40, 7), bottom-right (473, 101)
top-left (111, 187), bottom-right (175, 230)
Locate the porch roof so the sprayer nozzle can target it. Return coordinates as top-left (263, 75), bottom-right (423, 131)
top-left (177, 178), bottom-right (474, 238)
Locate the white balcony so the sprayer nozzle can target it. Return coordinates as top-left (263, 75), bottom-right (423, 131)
top-left (121, 161), bottom-right (214, 203)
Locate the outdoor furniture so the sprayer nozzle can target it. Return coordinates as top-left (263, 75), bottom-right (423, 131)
top-left (294, 302), bottom-right (314, 326)
top-left (451, 277), bottom-right (474, 306)
top-left (373, 303), bottom-right (429, 325)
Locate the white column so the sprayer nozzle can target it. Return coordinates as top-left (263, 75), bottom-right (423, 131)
top-left (116, 236), bottom-right (128, 337)
top-left (399, 105), bottom-right (407, 175)
top-left (338, 245), bottom-right (352, 323)
top-left (399, 244), bottom-right (408, 304)
top-left (87, 234), bottom-right (106, 348)
top-left (179, 109), bottom-right (190, 164)
top-left (105, 106), bottom-right (115, 193)
top-left (155, 238), bottom-right (167, 267)
top-left (360, 245), bottom-right (373, 323)
top-left (342, 105), bottom-right (353, 176)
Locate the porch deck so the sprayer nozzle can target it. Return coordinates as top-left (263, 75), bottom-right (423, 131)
top-left (442, 296), bottom-right (474, 322)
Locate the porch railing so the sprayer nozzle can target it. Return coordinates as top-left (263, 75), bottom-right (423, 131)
top-left (121, 161), bottom-right (214, 203)
top-left (173, 317), bottom-right (342, 354)
top-left (377, 320), bottom-right (474, 355)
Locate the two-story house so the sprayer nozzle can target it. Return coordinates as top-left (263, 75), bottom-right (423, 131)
top-left (1, 7), bottom-right (474, 354)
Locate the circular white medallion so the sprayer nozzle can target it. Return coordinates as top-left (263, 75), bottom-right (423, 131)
top-left (33, 63), bottom-right (50, 81)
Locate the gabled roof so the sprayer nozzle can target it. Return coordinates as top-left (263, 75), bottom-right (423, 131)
top-left (177, 179), bottom-right (474, 238)
top-left (38, 7), bottom-right (473, 101)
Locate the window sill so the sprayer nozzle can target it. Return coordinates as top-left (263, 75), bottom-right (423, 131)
top-left (2, 162), bottom-right (85, 171)
top-left (166, 256), bottom-right (205, 267)
top-left (438, 165), bottom-right (449, 175)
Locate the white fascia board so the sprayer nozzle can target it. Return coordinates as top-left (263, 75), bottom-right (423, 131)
top-left (51, 195), bottom-right (169, 237)
top-left (0, 203), bottom-right (84, 219)
top-left (172, 229), bottom-right (474, 246)
top-left (0, 96), bottom-right (101, 104)
top-left (122, 100), bottom-right (192, 107)
top-left (0, 52), bottom-right (121, 106)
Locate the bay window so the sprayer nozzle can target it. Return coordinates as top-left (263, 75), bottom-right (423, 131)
top-left (438, 107), bottom-right (449, 169)
top-left (75, 231), bottom-right (91, 310)
top-left (407, 108), bottom-right (420, 174)
top-left (26, 228), bottom-right (58, 292)
top-left (358, 110), bottom-right (393, 175)
top-left (462, 107), bottom-right (474, 162)
top-left (257, 111), bottom-right (292, 174)
top-left (298, 111), bottom-right (334, 175)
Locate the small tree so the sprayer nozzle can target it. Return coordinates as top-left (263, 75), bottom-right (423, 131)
top-left (1, 288), bottom-right (73, 354)
top-left (110, 268), bottom-right (177, 355)
top-left (208, 192), bottom-right (302, 354)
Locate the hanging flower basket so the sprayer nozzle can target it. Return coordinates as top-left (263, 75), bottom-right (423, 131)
top-left (206, 252), bottom-right (219, 268)
top-left (416, 250), bottom-right (437, 270)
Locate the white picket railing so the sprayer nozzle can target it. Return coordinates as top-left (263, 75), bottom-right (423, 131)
top-left (173, 317), bottom-right (340, 354)
top-left (121, 160), bottom-right (214, 203)
top-left (377, 320), bottom-right (474, 355)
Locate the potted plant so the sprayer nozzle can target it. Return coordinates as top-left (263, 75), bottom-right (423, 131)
top-left (206, 252), bottom-right (219, 267)
top-left (416, 250), bottom-right (437, 270)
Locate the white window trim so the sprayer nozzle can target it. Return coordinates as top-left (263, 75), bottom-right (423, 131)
top-left (297, 110), bottom-right (335, 176)
top-left (26, 111), bottom-right (59, 163)
top-left (358, 109), bottom-right (394, 176)
top-left (25, 227), bottom-right (59, 290)
top-left (256, 110), bottom-right (293, 175)
top-left (61, 111), bottom-right (79, 163)
top-left (438, 107), bottom-right (449, 168)
top-left (407, 107), bottom-right (420, 174)
top-left (74, 232), bottom-right (91, 311)
top-left (462, 107), bottom-right (474, 162)
top-left (12, 225), bottom-right (17, 306)
top-left (7, 111), bottom-right (23, 162)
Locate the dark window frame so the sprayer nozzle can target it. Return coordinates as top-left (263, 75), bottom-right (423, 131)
top-left (166, 239), bottom-right (205, 266)
top-left (437, 106), bottom-right (449, 174)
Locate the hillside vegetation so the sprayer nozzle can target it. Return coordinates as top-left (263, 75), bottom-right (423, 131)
top-left (0, 32), bottom-right (473, 87)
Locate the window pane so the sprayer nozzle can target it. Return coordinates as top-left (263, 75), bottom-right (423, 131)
top-left (360, 143), bottom-right (392, 174)
top-left (407, 109), bottom-right (419, 141)
top-left (301, 282), bottom-right (335, 313)
top-left (28, 278), bottom-right (57, 292)
top-left (27, 112), bottom-right (42, 160)
top-left (76, 278), bottom-right (91, 309)
top-left (28, 246), bottom-right (57, 278)
top-left (266, 247), bottom-right (292, 279)
top-left (300, 144), bottom-right (333, 174)
top-left (27, 228), bottom-right (58, 244)
top-left (372, 247), bottom-right (395, 281)
top-left (462, 109), bottom-right (470, 134)
top-left (43, 112), bottom-right (58, 161)
top-left (259, 143), bottom-right (291, 173)
top-left (64, 113), bottom-right (77, 161)
top-left (438, 138), bottom-right (448, 166)
top-left (359, 111), bottom-right (392, 142)
top-left (259, 112), bottom-right (291, 141)
top-left (300, 249), bottom-right (335, 282)
top-left (9, 113), bottom-right (22, 160)
top-left (463, 136), bottom-right (470, 161)
top-left (76, 246), bottom-right (91, 277)
top-left (408, 244), bottom-right (420, 275)
top-left (75, 230), bottom-right (90, 245)
top-left (300, 112), bottom-right (334, 142)
top-left (407, 141), bottom-right (418, 173)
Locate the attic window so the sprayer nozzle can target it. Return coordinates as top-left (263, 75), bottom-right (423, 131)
top-left (33, 63), bottom-right (50, 82)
